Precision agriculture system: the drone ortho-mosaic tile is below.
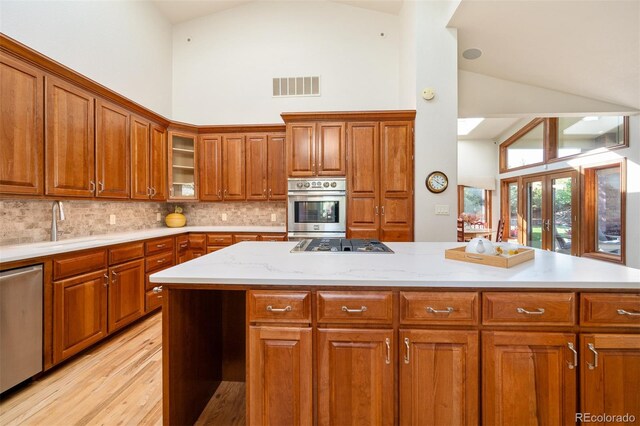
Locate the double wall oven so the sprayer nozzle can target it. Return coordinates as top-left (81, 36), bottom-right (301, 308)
top-left (287, 178), bottom-right (346, 240)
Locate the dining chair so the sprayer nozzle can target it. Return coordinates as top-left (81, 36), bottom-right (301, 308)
top-left (495, 219), bottom-right (504, 242)
top-left (457, 218), bottom-right (465, 242)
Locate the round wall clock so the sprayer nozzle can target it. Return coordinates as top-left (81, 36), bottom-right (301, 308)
top-left (426, 171), bottom-right (448, 193)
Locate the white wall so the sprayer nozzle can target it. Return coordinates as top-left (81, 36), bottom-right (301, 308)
top-left (398, 1), bottom-right (416, 108)
top-left (171, 1), bottom-right (400, 124)
top-left (0, 1), bottom-right (173, 117)
top-left (412, 1), bottom-right (460, 241)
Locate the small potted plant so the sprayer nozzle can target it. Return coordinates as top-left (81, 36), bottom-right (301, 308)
top-left (165, 205), bottom-right (186, 228)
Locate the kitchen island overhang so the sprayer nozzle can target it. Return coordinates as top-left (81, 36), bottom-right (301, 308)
top-left (152, 242), bottom-right (640, 426)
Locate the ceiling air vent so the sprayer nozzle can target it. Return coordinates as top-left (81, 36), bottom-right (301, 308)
top-left (273, 76), bottom-right (320, 97)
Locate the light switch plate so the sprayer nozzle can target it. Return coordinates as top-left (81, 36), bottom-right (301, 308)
top-left (156, 213), bottom-right (162, 222)
top-left (221, 213), bottom-right (228, 221)
top-left (435, 204), bottom-right (449, 215)
top-left (109, 214), bottom-right (116, 225)
top-left (271, 213), bottom-right (277, 222)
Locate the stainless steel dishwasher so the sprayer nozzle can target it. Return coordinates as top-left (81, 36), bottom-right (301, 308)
top-left (0, 264), bottom-right (43, 393)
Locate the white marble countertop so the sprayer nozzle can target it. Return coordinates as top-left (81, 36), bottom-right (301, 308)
top-left (150, 242), bottom-right (640, 289)
top-left (0, 226), bottom-right (286, 263)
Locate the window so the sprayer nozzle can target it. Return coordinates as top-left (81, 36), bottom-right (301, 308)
top-left (501, 179), bottom-right (519, 243)
top-left (502, 119), bottom-right (545, 171)
top-left (582, 161), bottom-right (626, 264)
top-left (458, 186), bottom-right (491, 227)
top-left (556, 116), bottom-right (626, 158)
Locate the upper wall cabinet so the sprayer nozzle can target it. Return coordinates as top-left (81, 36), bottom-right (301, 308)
top-left (131, 116), bottom-right (167, 201)
top-left (95, 99), bottom-right (130, 198)
top-left (0, 52), bottom-right (44, 195)
top-left (286, 122), bottom-right (346, 177)
top-left (169, 131), bottom-right (197, 200)
top-left (246, 133), bottom-right (287, 201)
top-left (45, 75), bottom-right (96, 197)
top-left (199, 133), bottom-right (245, 201)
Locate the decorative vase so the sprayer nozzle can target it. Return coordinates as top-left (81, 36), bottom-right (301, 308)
top-left (165, 206), bottom-right (186, 227)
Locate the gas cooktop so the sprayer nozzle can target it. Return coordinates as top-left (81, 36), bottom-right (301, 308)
top-left (291, 238), bottom-right (394, 253)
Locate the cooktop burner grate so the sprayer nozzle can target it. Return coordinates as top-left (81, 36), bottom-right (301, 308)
top-left (291, 238), bottom-right (394, 253)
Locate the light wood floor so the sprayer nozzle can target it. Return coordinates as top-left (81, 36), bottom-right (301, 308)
top-left (0, 312), bottom-right (245, 426)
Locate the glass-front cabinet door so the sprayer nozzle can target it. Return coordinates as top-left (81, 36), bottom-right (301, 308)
top-left (168, 131), bottom-right (197, 200)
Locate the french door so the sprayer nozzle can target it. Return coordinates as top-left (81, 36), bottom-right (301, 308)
top-left (521, 171), bottom-right (579, 255)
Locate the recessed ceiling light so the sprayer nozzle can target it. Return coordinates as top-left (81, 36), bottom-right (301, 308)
top-left (462, 48), bottom-right (482, 60)
top-left (458, 118), bottom-right (484, 136)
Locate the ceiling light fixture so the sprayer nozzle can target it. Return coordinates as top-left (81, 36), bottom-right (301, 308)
top-left (458, 118), bottom-right (484, 136)
top-left (462, 48), bottom-right (482, 60)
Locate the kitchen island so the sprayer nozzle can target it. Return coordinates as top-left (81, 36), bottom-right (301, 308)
top-left (150, 242), bottom-right (640, 426)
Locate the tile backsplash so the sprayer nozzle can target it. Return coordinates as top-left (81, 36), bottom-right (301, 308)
top-left (0, 200), bottom-right (286, 246)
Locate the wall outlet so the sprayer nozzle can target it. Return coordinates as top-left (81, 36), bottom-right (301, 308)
top-left (435, 204), bottom-right (450, 215)
top-left (221, 213), bottom-right (228, 221)
top-left (109, 214), bottom-right (116, 225)
top-left (271, 213), bottom-right (277, 222)
top-left (156, 212), bottom-right (162, 222)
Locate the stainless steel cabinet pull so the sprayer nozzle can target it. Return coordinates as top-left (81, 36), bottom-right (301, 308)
top-left (180, 243), bottom-right (188, 249)
top-left (426, 306), bottom-right (454, 314)
top-left (217, 190), bottom-right (222, 198)
top-left (157, 244), bottom-right (166, 248)
top-left (516, 307), bottom-right (545, 315)
top-left (150, 187), bottom-right (157, 197)
top-left (263, 188), bottom-right (266, 194)
top-left (98, 181), bottom-right (104, 193)
top-left (342, 306), bottom-right (368, 313)
top-left (269, 188), bottom-right (272, 196)
top-left (266, 305), bottom-right (292, 312)
top-left (224, 189), bottom-right (228, 195)
top-left (156, 259), bottom-right (165, 264)
top-left (404, 338), bottom-right (410, 364)
top-left (89, 180), bottom-right (96, 193)
top-left (381, 206), bottom-right (385, 215)
top-left (152, 286), bottom-right (163, 294)
top-left (385, 338), bottom-right (391, 364)
top-left (617, 309), bottom-right (640, 316)
top-left (111, 271), bottom-right (118, 283)
top-left (567, 342), bottom-right (577, 369)
top-left (103, 273), bottom-right (109, 287)
top-left (587, 343), bottom-right (598, 370)
top-left (147, 187), bottom-right (152, 196)
top-left (375, 206), bottom-right (379, 215)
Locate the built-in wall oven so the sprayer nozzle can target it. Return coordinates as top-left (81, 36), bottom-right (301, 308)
top-left (287, 177), bottom-right (346, 240)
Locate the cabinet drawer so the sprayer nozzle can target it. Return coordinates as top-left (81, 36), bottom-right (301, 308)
top-left (483, 292), bottom-right (576, 326)
top-left (108, 242), bottom-right (144, 265)
top-left (176, 236), bottom-right (189, 254)
top-left (189, 234), bottom-right (206, 250)
top-left (317, 291), bottom-right (393, 324)
top-left (146, 287), bottom-right (163, 312)
top-left (234, 234), bottom-right (259, 243)
top-left (248, 291), bottom-right (311, 323)
top-left (260, 234), bottom-right (287, 242)
top-left (145, 251), bottom-right (175, 273)
top-left (400, 291), bottom-right (479, 325)
top-left (145, 237), bottom-right (174, 255)
top-left (53, 249), bottom-right (108, 280)
top-left (581, 293), bottom-right (640, 327)
top-left (207, 234), bottom-right (233, 246)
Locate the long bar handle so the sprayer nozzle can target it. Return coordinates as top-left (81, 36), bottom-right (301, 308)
top-left (426, 306), bottom-right (454, 314)
top-left (266, 305), bottom-right (292, 312)
top-left (617, 309), bottom-right (640, 316)
top-left (404, 337), bottom-right (410, 364)
top-left (587, 343), bottom-right (598, 370)
top-left (342, 306), bottom-right (368, 313)
top-left (516, 307), bottom-right (545, 315)
top-left (567, 342), bottom-right (577, 369)
top-left (385, 338), bottom-right (391, 365)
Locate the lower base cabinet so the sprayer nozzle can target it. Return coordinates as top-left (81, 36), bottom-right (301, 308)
top-left (482, 331), bottom-right (577, 425)
top-left (317, 328), bottom-right (395, 426)
top-left (248, 326), bottom-right (312, 426)
top-left (399, 329), bottom-right (479, 426)
top-left (108, 259), bottom-right (144, 332)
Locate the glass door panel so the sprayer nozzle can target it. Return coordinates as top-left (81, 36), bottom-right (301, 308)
top-left (551, 176), bottom-right (573, 254)
top-left (506, 181), bottom-right (519, 243)
top-left (524, 179), bottom-right (544, 249)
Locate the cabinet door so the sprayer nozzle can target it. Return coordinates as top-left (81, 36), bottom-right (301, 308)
top-left (581, 334), bottom-right (640, 422)
top-left (222, 134), bottom-right (245, 200)
top-left (287, 123), bottom-right (315, 177)
top-left (248, 326), bottom-right (313, 426)
top-left (316, 122), bottom-right (346, 176)
top-left (246, 134), bottom-right (268, 200)
top-left (96, 99), bottom-right (130, 198)
top-left (130, 116), bottom-right (150, 200)
top-left (168, 132), bottom-right (197, 200)
top-left (380, 121), bottom-right (413, 241)
top-left (399, 329), bottom-right (478, 426)
top-left (347, 122), bottom-right (380, 239)
top-left (482, 331), bottom-right (577, 426)
top-left (0, 53), bottom-right (43, 195)
top-left (149, 124), bottom-right (167, 200)
top-left (45, 76), bottom-right (95, 197)
top-left (108, 259), bottom-right (144, 332)
top-left (267, 133), bottom-right (287, 200)
top-left (317, 328), bottom-right (394, 426)
top-left (53, 269), bottom-right (108, 363)
top-left (199, 134), bottom-right (223, 201)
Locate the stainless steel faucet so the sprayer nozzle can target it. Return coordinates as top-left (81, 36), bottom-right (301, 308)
top-left (51, 201), bottom-right (65, 241)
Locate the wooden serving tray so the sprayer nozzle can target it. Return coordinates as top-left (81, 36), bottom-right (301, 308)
top-left (445, 246), bottom-right (534, 268)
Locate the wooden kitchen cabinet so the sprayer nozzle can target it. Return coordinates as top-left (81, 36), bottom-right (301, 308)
top-left (482, 331), bottom-right (577, 425)
top-left (199, 133), bottom-right (248, 201)
top-left (317, 328), bottom-right (395, 426)
top-left (347, 121), bottom-right (414, 241)
top-left (267, 133), bottom-right (287, 200)
top-left (169, 131), bottom-right (197, 200)
top-left (0, 52), bottom-right (44, 195)
top-left (222, 134), bottom-right (246, 200)
top-left (95, 98), bottom-right (130, 199)
top-left (107, 258), bottom-right (144, 332)
top-left (246, 134), bottom-right (268, 200)
top-left (131, 116), bottom-right (167, 200)
top-left (287, 122), bottom-right (346, 177)
top-left (199, 134), bottom-right (223, 201)
top-left (45, 75), bottom-right (96, 197)
top-left (399, 329), bottom-right (478, 426)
